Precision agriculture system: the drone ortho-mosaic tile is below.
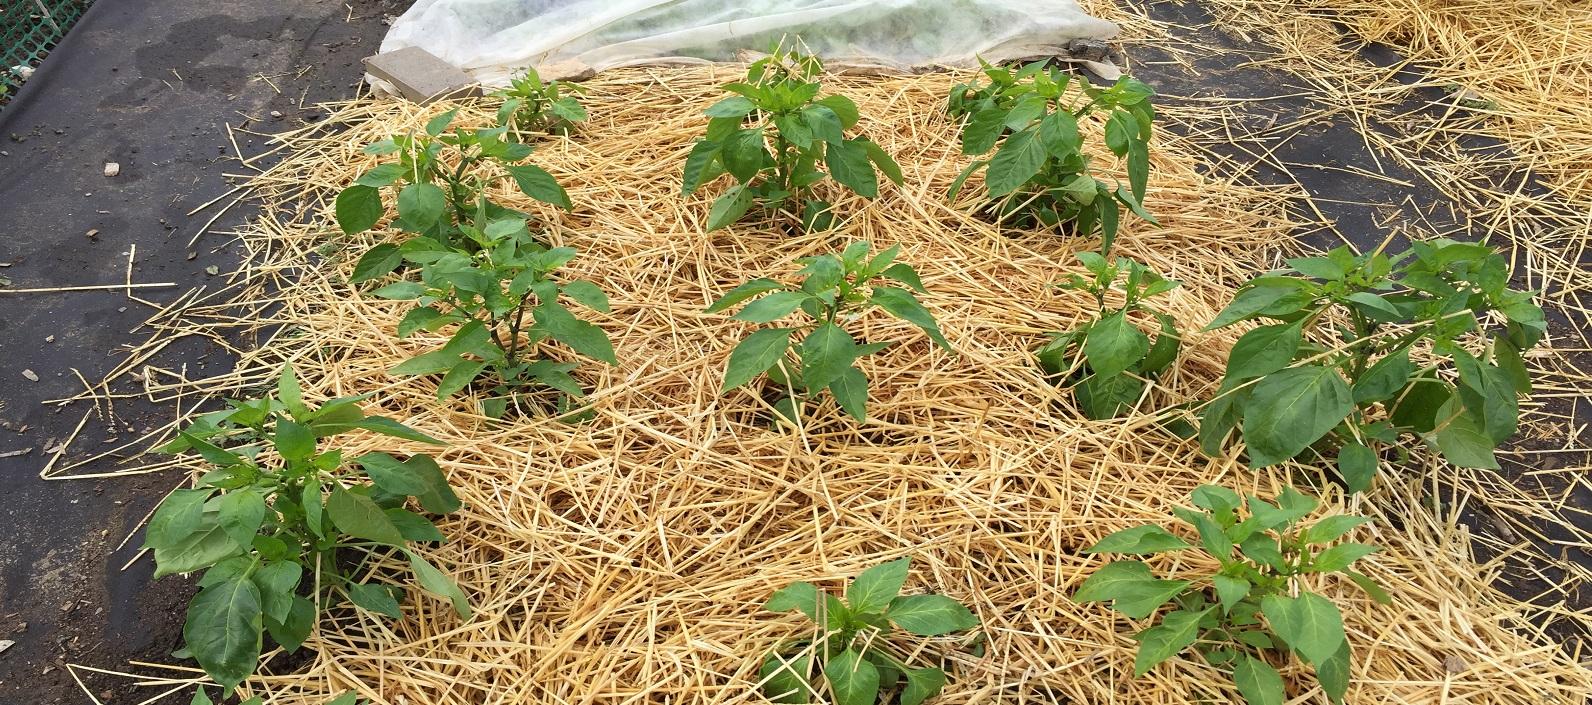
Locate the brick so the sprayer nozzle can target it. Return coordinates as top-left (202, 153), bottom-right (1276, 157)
top-left (362, 47), bottom-right (481, 104)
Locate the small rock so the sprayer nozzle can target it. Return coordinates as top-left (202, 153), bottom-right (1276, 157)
top-left (270, 110), bottom-right (283, 119)
top-left (84, 228), bottom-right (99, 240)
top-left (44, 335), bottom-right (54, 343)
top-left (20, 369), bottom-right (38, 382)
top-left (204, 265), bottom-right (219, 275)
top-left (1443, 654), bottom-right (1467, 674)
top-left (0, 639), bottom-right (12, 655)
top-left (1067, 38), bottom-right (1112, 62)
top-left (103, 162), bottom-right (120, 177)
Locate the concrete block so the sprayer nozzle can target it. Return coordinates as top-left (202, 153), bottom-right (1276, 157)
top-left (363, 47), bottom-right (481, 104)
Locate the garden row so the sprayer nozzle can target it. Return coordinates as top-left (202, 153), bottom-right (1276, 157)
top-left (147, 47), bottom-right (1543, 705)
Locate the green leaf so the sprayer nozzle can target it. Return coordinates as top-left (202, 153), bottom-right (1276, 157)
top-left (325, 692), bottom-right (361, 705)
top-left (681, 140), bottom-right (722, 195)
top-left (327, 487), bottom-right (404, 545)
top-left (1206, 280), bottom-right (1316, 329)
top-left (264, 595), bottom-right (314, 652)
top-left (387, 508), bottom-right (445, 542)
top-left (403, 454), bottom-right (462, 514)
top-left (1233, 655), bottom-right (1285, 705)
top-left (351, 243), bottom-right (403, 284)
top-left (1433, 404), bottom-right (1499, 469)
top-left (1224, 322), bottom-right (1302, 382)
top-left (760, 652), bottom-right (813, 704)
top-left (704, 96), bottom-right (755, 118)
top-left (817, 94), bottom-right (860, 128)
top-left (145, 489), bottom-right (211, 550)
top-left (1389, 379), bottom-right (1453, 433)
top-left (869, 286), bottom-right (951, 350)
top-left (534, 302), bottom-right (617, 365)
top-left (252, 561), bottom-right (302, 624)
top-left (1353, 350), bottom-right (1412, 404)
top-left (1304, 515), bottom-right (1371, 545)
top-left (561, 280), bottom-right (610, 313)
top-left (358, 452), bottom-right (433, 496)
top-left (1453, 352), bottom-right (1519, 443)
top-left (371, 281), bottom-right (425, 300)
top-left (706, 277), bottom-right (784, 313)
top-left (436, 359), bottom-right (488, 398)
top-left (732, 291), bottom-right (811, 323)
top-left (217, 489), bottom-right (267, 548)
top-left (338, 416), bottom-right (446, 445)
top-left (764, 581), bottom-right (822, 622)
top-left (1083, 310), bottom-right (1149, 378)
top-left (706, 185), bottom-right (756, 231)
top-left (348, 582), bottom-right (403, 618)
top-left (335, 185), bottom-right (384, 235)
top-left (1335, 442), bottom-right (1378, 494)
top-left (274, 419), bottom-right (316, 461)
top-left (847, 557), bottom-right (910, 615)
top-left (825, 139), bottom-right (878, 198)
top-left (153, 513), bottom-right (242, 578)
top-left (829, 367), bottom-right (868, 421)
top-left (1132, 608), bottom-right (1209, 676)
top-left (801, 105), bottom-right (844, 145)
top-left (723, 129), bottom-right (770, 182)
top-left (900, 667), bottom-right (946, 705)
top-left (1317, 642), bottom-right (1352, 704)
top-left (396, 183), bottom-right (447, 231)
top-left (1085, 525), bottom-right (1191, 555)
top-left (984, 127), bottom-right (1046, 196)
top-left (1345, 291), bottom-right (1402, 321)
top-left (1038, 110), bottom-right (1080, 157)
top-left (425, 109), bottom-right (457, 136)
top-left (1242, 365), bottom-right (1353, 467)
top-left (184, 573), bottom-right (263, 691)
top-left (1311, 542), bottom-right (1380, 572)
top-left (800, 322), bottom-right (857, 392)
top-left (857, 139), bottom-right (903, 186)
top-left (960, 107), bottom-right (1007, 155)
top-left (1072, 560), bottom-right (1190, 619)
top-left (886, 594), bottom-right (978, 636)
top-left (1345, 570), bottom-right (1392, 605)
top-left (823, 649), bottom-right (880, 705)
top-left (880, 263), bottom-right (926, 293)
top-left (505, 164), bottom-right (573, 209)
top-left (191, 687), bottom-right (214, 705)
top-left (405, 550), bottom-right (472, 618)
top-left (1261, 592), bottom-right (1345, 666)
top-left (723, 328), bottom-right (792, 391)
top-left (1212, 575), bottom-right (1249, 613)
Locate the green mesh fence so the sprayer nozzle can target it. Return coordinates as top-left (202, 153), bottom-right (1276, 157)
top-left (1, 0), bottom-right (93, 106)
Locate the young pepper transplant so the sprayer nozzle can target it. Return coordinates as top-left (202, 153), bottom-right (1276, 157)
top-left (492, 67), bottom-right (589, 137)
top-left (948, 61), bottom-right (1157, 254)
top-left (707, 242), bottom-right (950, 423)
top-left (1075, 485), bottom-right (1387, 705)
top-left (1036, 253), bottom-right (1181, 419)
top-left (761, 558), bottom-right (980, 705)
top-left (1198, 240), bottom-right (1544, 491)
top-left (682, 44), bottom-right (904, 232)
top-left (146, 366), bottom-right (469, 693)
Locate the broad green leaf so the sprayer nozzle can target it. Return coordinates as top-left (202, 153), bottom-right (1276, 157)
top-left (327, 487), bottom-right (404, 545)
top-left (371, 281), bottom-right (424, 300)
top-left (764, 581), bottom-right (822, 622)
top-left (145, 489), bottom-right (210, 550)
top-left (706, 185), bottom-right (756, 231)
top-left (1085, 525), bottom-right (1191, 555)
top-left (870, 286), bottom-right (951, 350)
top-left (823, 649), bottom-right (880, 705)
top-left (264, 595), bottom-right (313, 652)
top-left (801, 105), bottom-right (845, 145)
top-left (706, 277), bottom-right (784, 313)
top-left (387, 508), bottom-right (445, 542)
top-left (760, 652), bottom-right (813, 704)
top-left (960, 107), bottom-right (1007, 155)
top-left (274, 419), bottom-right (316, 461)
top-left (184, 573), bottom-right (263, 691)
top-left (1242, 365), bottom-right (1353, 467)
top-left (358, 452), bottom-right (433, 496)
top-left (534, 302), bottom-right (617, 365)
top-left (325, 692), bottom-right (361, 705)
top-left (1317, 642), bottom-right (1352, 704)
top-left (1310, 542), bottom-right (1380, 573)
top-left (847, 557), bottom-right (910, 615)
top-left (800, 322), bottom-right (857, 391)
top-left (886, 594), bottom-right (978, 636)
top-left (404, 454), bottom-right (462, 514)
top-left (1335, 442), bottom-right (1378, 494)
top-left (505, 164), bottom-right (572, 209)
top-left (1233, 655), bottom-right (1284, 705)
top-left (723, 129), bottom-right (769, 182)
top-left (351, 243), bottom-right (403, 284)
top-left (704, 96), bottom-right (755, 118)
top-left (1132, 608), bottom-right (1209, 676)
top-left (348, 582), bottom-right (403, 618)
top-left (1225, 322), bottom-right (1302, 381)
top-left (829, 367), bottom-right (868, 421)
top-left (1353, 349), bottom-right (1412, 403)
top-left (424, 109), bottom-right (456, 136)
top-left (191, 687), bottom-right (214, 705)
top-left (1206, 280), bottom-right (1317, 329)
top-left (1038, 110), bottom-right (1080, 157)
top-left (1345, 291), bottom-right (1402, 321)
top-left (1389, 379), bottom-right (1453, 433)
top-left (1212, 575), bottom-right (1249, 613)
top-left (879, 263), bottom-right (926, 293)
top-left (338, 416), bottom-right (446, 445)
top-left (985, 127), bottom-right (1045, 196)
top-left (1303, 515), bottom-right (1371, 545)
top-left (436, 359), bottom-right (488, 398)
top-left (1453, 351), bottom-right (1519, 443)
top-left (217, 489), bottom-right (267, 548)
top-left (153, 513), bottom-right (242, 578)
top-left (817, 94), bottom-right (860, 128)
top-left (900, 667), bottom-right (946, 705)
top-left (732, 291), bottom-right (811, 323)
top-left (405, 550), bottom-right (472, 618)
top-left (396, 183), bottom-right (447, 231)
top-left (1083, 310), bottom-right (1148, 378)
top-left (681, 140), bottom-right (722, 195)
top-left (858, 139), bottom-right (903, 186)
top-left (561, 280), bottom-right (610, 313)
top-left (1072, 560), bottom-right (1190, 619)
top-left (826, 139), bottom-right (878, 198)
top-left (1345, 570), bottom-right (1392, 605)
top-left (723, 328), bottom-right (793, 391)
top-left (252, 561), bottom-right (302, 624)
top-left (1261, 592), bottom-right (1345, 666)
top-left (334, 185), bottom-right (383, 236)
top-left (1433, 404), bottom-right (1499, 469)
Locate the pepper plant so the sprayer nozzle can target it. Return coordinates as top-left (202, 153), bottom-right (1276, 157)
top-left (336, 109), bottom-right (573, 284)
top-left (369, 213), bottom-right (616, 418)
top-left (707, 242), bottom-right (949, 423)
top-left (1075, 485), bottom-right (1387, 705)
top-left (493, 67), bottom-right (588, 137)
top-left (147, 366), bottom-right (469, 693)
top-left (948, 61), bottom-right (1156, 254)
top-left (761, 558), bottom-right (980, 705)
top-left (1199, 240), bottom-right (1544, 491)
top-left (1036, 253), bottom-right (1181, 419)
top-left (681, 44), bottom-right (903, 231)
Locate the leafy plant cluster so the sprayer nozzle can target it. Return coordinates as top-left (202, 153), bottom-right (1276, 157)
top-left (493, 67), bottom-right (589, 137)
top-left (147, 367), bottom-right (469, 695)
top-left (1198, 240), bottom-right (1544, 490)
top-left (682, 45), bottom-right (903, 231)
top-left (761, 558), bottom-right (979, 705)
top-left (1076, 485), bottom-right (1387, 705)
top-left (1036, 253), bottom-right (1181, 419)
top-left (948, 61), bottom-right (1157, 253)
top-left (707, 242), bottom-right (949, 423)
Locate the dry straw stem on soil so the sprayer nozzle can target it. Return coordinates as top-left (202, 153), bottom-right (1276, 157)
top-left (95, 69), bottom-right (1590, 704)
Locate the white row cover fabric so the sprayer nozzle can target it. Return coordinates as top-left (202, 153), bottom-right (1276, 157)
top-left (377, 0), bottom-right (1119, 85)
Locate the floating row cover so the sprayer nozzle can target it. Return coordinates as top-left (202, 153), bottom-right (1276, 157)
top-left (378, 0), bottom-right (1119, 85)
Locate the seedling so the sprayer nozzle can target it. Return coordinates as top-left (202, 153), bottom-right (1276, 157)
top-left (336, 109), bottom-right (573, 283)
top-left (1036, 253), bottom-right (1181, 419)
top-left (147, 366), bottom-right (469, 693)
top-left (1076, 485), bottom-right (1387, 705)
top-left (948, 61), bottom-right (1156, 254)
top-left (1199, 240), bottom-right (1544, 491)
top-left (707, 242), bottom-right (949, 423)
top-left (681, 44), bottom-right (903, 231)
top-left (493, 67), bottom-right (588, 137)
top-left (761, 558), bottom-right (980, 705)
top-left (372, 213), bottom-right (616, 418)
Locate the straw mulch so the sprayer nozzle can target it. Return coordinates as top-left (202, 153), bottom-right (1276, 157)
top-left (97, 69), bottom-right (1591, 704)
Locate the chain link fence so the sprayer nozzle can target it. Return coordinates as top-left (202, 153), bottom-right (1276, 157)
top-left (1, 0), bottom-right (94, 107)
